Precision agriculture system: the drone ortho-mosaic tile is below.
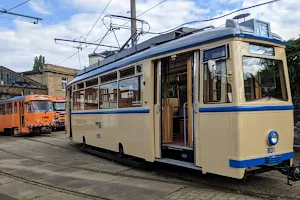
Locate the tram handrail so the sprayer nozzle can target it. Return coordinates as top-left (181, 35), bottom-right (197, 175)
top-left (183, 102), bottom-right (188, 147)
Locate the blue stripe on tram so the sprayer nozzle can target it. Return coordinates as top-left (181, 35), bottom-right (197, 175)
top-left (199, 105), bottom-right (294, 113)
top-left (71, 109), bottom-right (150, 115)
top-left (230, 152), bottom-right (294, 168)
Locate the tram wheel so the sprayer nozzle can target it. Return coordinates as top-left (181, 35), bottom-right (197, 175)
top-left (118, 143), bottom-right (124, 158)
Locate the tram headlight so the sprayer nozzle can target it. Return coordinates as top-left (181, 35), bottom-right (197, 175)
top-left (268, 131), bottom-right (279, 145)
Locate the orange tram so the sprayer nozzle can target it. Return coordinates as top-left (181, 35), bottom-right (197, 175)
top-left (0, 95), bottom-right (56, 135)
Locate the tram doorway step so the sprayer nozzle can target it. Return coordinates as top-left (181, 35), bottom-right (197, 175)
top-left (162, 144), bottom-right (194, 163)
top-left (155, 158), bottom-right (201, 171)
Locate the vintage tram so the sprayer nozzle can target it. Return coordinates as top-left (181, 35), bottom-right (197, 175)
top-left (0, 95), bottom-right (56, 135)
top-left (65, 17), bottom-right (300, 182)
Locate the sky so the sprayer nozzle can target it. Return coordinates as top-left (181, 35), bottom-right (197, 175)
top-left (0, 0), bottom-right (299, 72)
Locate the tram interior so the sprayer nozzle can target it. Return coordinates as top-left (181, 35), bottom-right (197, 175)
top-left (161, 51), bottom-right (194, 149)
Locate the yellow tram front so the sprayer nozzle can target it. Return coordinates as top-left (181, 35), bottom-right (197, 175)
top-left (200, 20), bottom-right (299, 182)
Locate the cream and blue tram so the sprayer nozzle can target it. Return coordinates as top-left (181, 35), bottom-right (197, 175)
top-left (66, 18), bottom-right (300, 182)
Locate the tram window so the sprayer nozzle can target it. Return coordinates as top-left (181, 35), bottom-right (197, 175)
top-left (0, 104), bottom-right (4, 115)
top-left (77, 83), bottom-right (84, 90)
top-left (136, 64), bottom-right (142, 73)
top-left (99, 82), bottom-right (118, 109)
top-left (14, 102), bottom-right (18, 113)
top-left (101, 72), bottom-right (117, 83)
top-left (203, 61), bottom-right (231, 103)
top-left (119, 76), bottom-right (143, 108)
top-left (85, 86), bottom-right (98, 110)
top-left (7, 103), bottom-right (12, 114)
top-left (120, 66), bottom-right (135, 78)
top-left (86, 78), bottom-right (98, 87)
top-left (203, 45), bottom-right (227, 62)
top-left (249, 44), bottom-right (275, 56)
top-left (243, 56), bottom-right (287, 101)
top-left (73, 90), bottom-right (85, 110)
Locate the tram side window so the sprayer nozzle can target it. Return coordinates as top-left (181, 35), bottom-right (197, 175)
top-left (73, 90), bottom-right (85, 110)
top-left (203, 45), bottom-right (232, 104)
top-left (203, 62), bottom-right (232, 103)
top-left (14, 102), bottom-right (18, 113)
top-left (119, 76), bottom-right (143, 108)
top-left (7, 103), bottom-right (12, 114)
top-left (0, 104), bottom-right (4, 115)
top-left (85, 86), bottom-right (98, 110)
top-left (99, 82), bottom-right (118, 109)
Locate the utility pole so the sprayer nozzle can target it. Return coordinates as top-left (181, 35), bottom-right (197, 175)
top-left (130, 0), bottom-right (137, 47)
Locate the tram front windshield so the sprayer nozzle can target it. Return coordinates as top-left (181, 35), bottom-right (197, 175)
top-left (243, 56), bottom-right (288, 101)
top-left (27, 101), bottom-right (54, 113)
top-left (53, 102), bottom-right (65, 111)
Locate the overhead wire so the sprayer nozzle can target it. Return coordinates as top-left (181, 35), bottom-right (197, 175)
top-left (0, 0), bottom-right (33, 23)
top-left (57, 0), bottom-right (168, 66)
top-left (66, 0), bottom-right (113, 69)
top-left (149, 0), bottom-right (281, 35)
top-left (0, 0), bottom-right (31, 16)
top-left (84, 0), bottom-right (113, 40)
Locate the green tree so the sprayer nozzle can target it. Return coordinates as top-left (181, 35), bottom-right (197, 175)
top-left (33, 55), bottom-right (45, 71)
top-left (286, 36), bottom-right (300, 122)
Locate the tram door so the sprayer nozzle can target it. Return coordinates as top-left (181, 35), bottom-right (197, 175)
top-left (66, 88), bottom-right (72, 138)
top-left (154, 51), bottom-right (198, 164)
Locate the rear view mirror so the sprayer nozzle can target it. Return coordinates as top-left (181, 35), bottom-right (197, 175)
top-left (208, 60), bottom-right (216, 79)
top-left (208, 60), bottom-right (216, 73)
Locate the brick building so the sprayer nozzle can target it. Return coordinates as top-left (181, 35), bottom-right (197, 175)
top-left (0, 66), bottom-right (47, 100)
top-left (22, 64), bottom-right (77, 97)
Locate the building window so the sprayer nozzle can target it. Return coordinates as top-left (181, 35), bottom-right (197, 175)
top-left (62, 78), bottom-right (67, 91)
top-left (73, 90), bottom-right (84, 110)
top-left (85, 86), bottom-right (98, 110)
top-left (99, 82), bottom-right (118, 109)
top-left (119, 76), bottom-right (143, 108)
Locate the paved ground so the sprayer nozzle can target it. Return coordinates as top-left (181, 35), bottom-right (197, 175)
top-left (0, 131), bottom-right (299, 200)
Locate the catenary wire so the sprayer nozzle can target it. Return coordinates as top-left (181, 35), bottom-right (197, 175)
top-left (84, 0), bottom-right (113, 40)
top-left (0, 0), bottom-right (31, 16)
top-left (56, 0), bottom-right (168, 66)
top-left (149, 0), bottom-right (281, 35)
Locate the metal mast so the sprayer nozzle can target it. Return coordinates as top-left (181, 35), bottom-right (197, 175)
top-left (130, 0), bottom-right (137, 47)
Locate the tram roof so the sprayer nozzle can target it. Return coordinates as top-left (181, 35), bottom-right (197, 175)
top-left (0, 95), bottom-right (52, 103)
top-left (68, 18), bottom-right (287, 86)
top-left (0, 96), bottom-right (27, 103)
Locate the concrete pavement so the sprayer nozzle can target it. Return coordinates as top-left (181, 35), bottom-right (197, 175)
top-left (0, 132), bottom-right (299, 200)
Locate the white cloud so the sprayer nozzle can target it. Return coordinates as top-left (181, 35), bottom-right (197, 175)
top-left (0, 0), bottom-right (300, 74)
top-left (29, 0), bottom-right (52, 15)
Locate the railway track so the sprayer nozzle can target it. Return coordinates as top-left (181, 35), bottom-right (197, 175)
top-left (0, 135), bottom-right (299, 200)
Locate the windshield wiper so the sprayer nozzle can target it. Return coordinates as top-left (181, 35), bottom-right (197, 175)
top-left (250, 73), bottom-right (271, 99)
top-left (45, 107), bottom-right (52, 113)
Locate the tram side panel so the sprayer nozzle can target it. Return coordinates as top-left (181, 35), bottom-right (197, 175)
top-left (198, 112), bottom-right (245, 179)
top-left (72, 112), bottom-right (151, 161)
top-left (240, 110), bottom-right (294, 163)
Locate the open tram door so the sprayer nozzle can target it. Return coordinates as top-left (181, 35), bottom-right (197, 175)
top-left (66, 87), bottom-right (72, 138)
top-left (154, 51), bottom-right (200, 168)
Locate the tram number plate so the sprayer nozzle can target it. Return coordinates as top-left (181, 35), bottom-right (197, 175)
top-left (96, 134), bottom-right (101, 139)
top-left (267, 147), bottom-right (275, 154)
